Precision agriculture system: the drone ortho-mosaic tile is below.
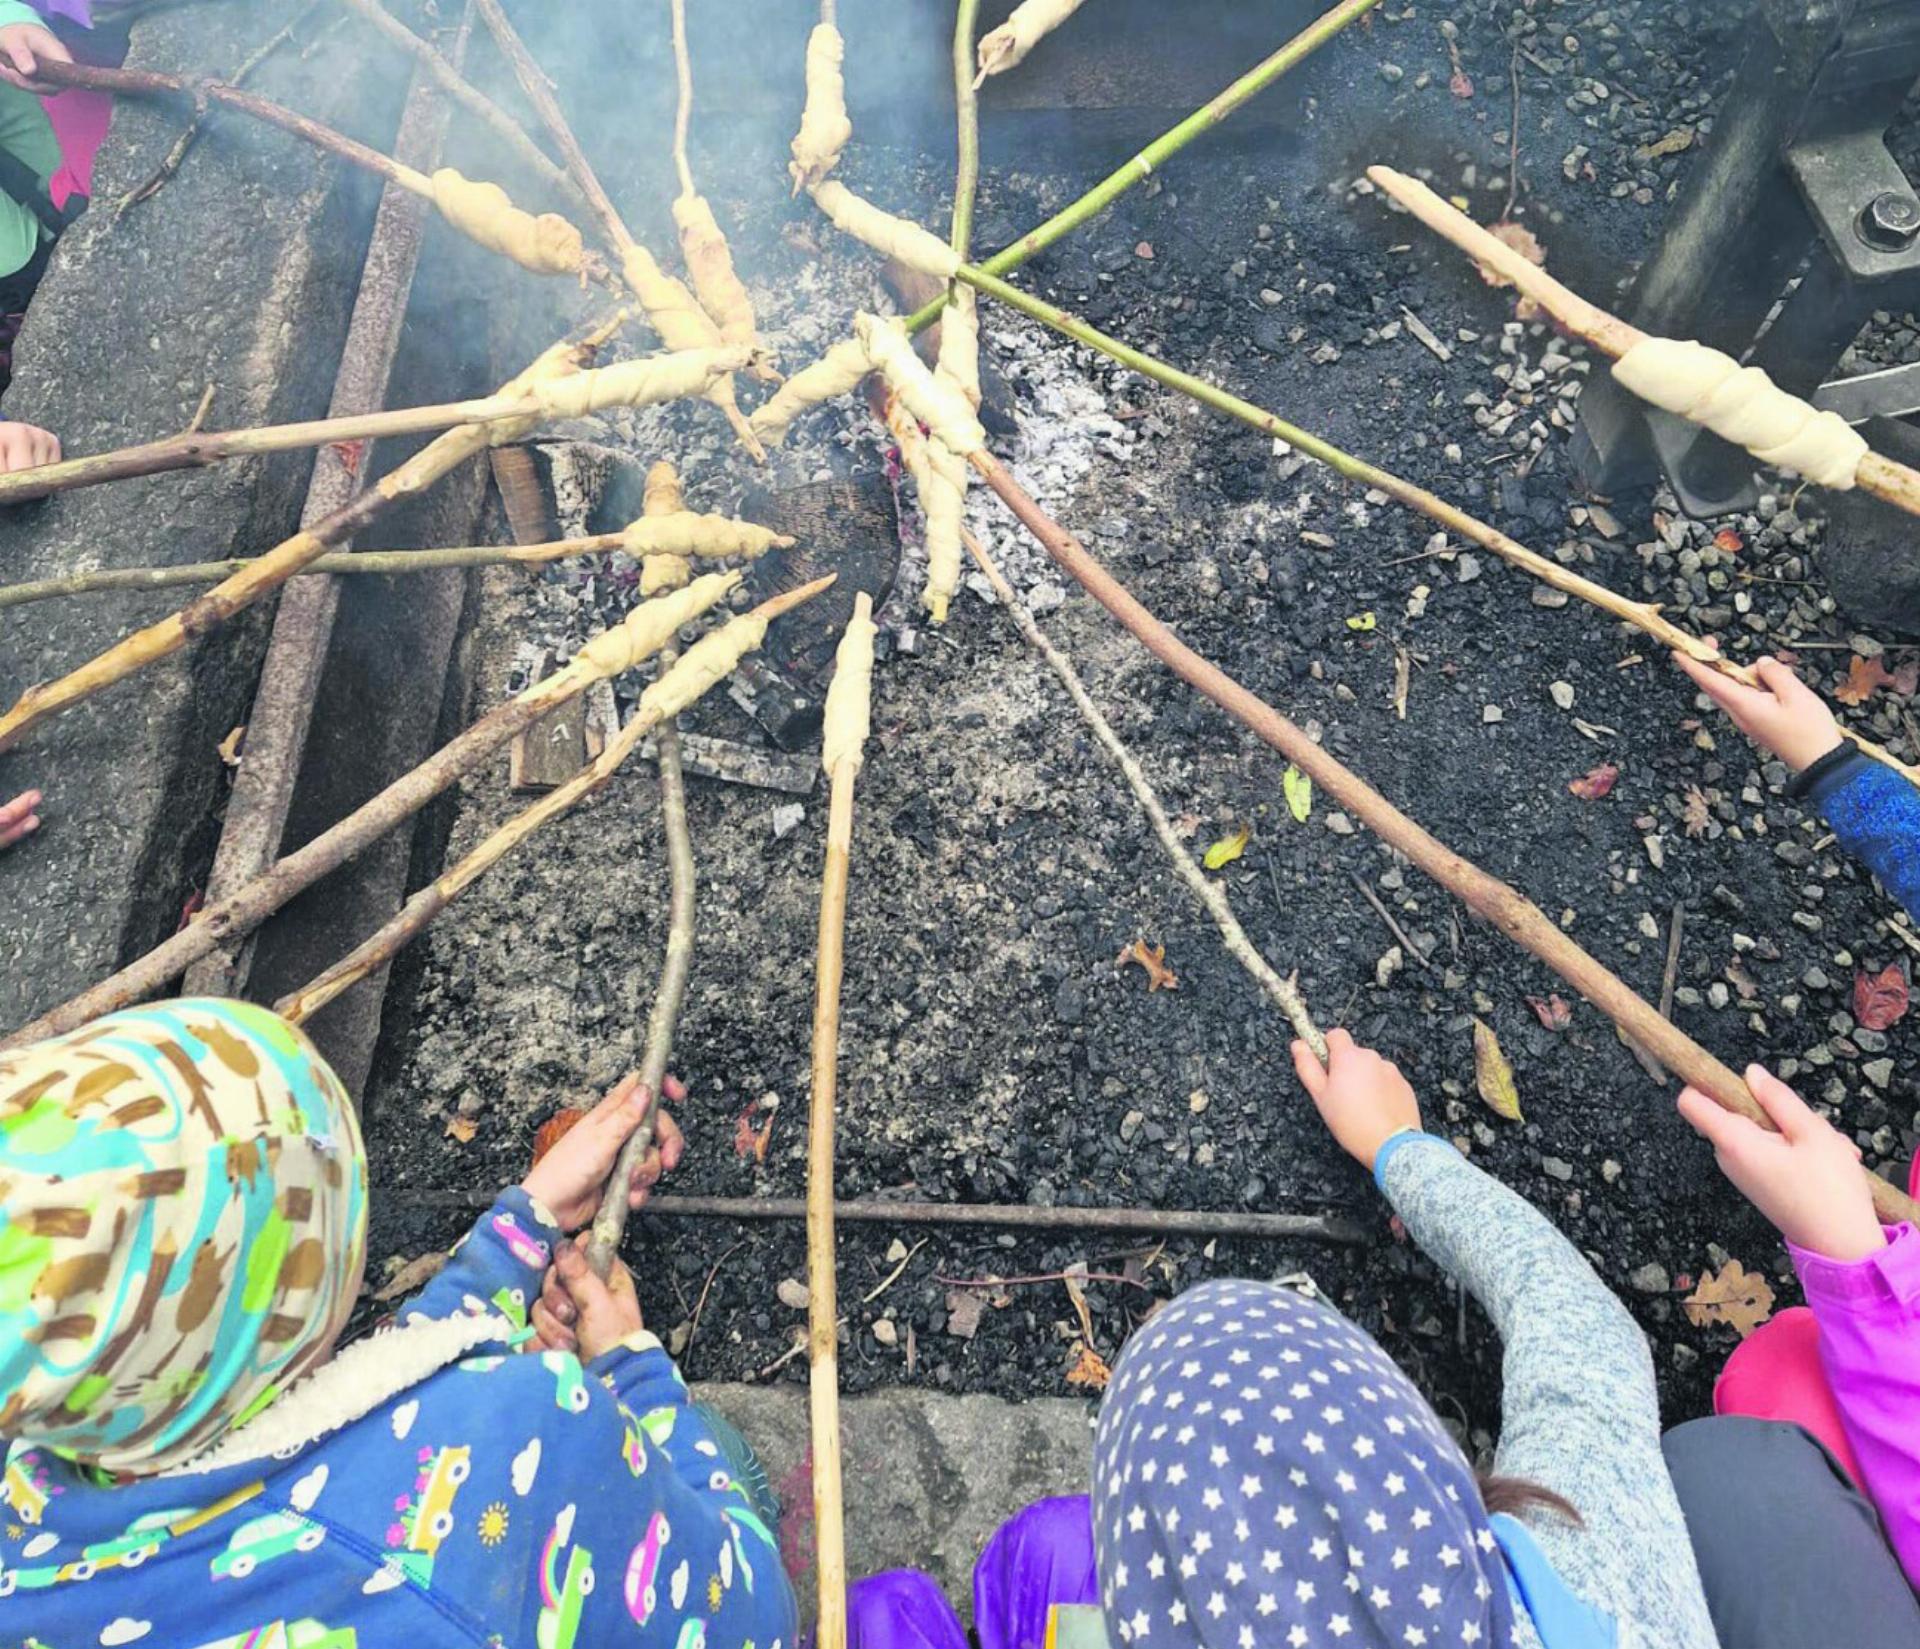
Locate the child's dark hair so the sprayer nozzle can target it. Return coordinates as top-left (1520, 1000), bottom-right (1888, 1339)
top-left (1478, 1473), bottom-right (1584, 1525)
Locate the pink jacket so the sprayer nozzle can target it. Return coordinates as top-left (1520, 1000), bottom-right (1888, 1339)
top-left (1794, 1223), bottom-right (1920, 1585)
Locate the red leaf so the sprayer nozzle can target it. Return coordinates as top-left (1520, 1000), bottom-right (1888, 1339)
top-left (1568, 762), bottom-right (1620, 801)
top-left (1854, 964), bottom-right (1910, 1033)
top-left (1526, 994), bottom-right (1572, 1031)
top-left (329, 438), bottom-right (367, 478)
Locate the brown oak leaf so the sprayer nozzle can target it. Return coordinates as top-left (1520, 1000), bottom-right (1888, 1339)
top-left (1568, 762), bottom-right (1620, 801)
top-left (1683, 1259), bottom-right (1776, 1339)
top-left (1117, 939), bottom-right (1178, 992)
top-left (1854, 963), bottom-right (1911, 1033)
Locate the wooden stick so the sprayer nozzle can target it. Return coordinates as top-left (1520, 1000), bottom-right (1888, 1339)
top-left (584, 461), bottom-right (705, 1278)
top-left (1, 574), bottom-right (741, 1048)
top-left (274, 579), bottom-right (830, 1025)
top-left (952, 259), bottom-right (1920, 789)
top-left (0, 332), bottom-right (740, 754)
top-left (332, 0), bottom-right (585, 212)
top-left (30, 57), bottom-right (597, 281)
top-left (402, 1186), bottom-right (1372, 1244)
top-left (966, 448), bottom-right (1920, 1228)
top-left (0, 537), bottom-right (634, 607)
top-left (966, 530), bottom-right (1326, 1055)
top-left (806, 595), bottom-right (875, 1649)
top-left (1365, 165), bottom-right (1920, 525)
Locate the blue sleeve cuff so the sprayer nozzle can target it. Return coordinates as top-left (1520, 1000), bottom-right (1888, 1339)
top-left (1372, 1128), bottom-right (1446, 1192)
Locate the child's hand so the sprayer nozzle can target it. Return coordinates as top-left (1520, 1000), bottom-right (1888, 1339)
top-left (531, 1238), bottom-right (644, 1360)
top-left (0, 23), bottom-right (70, 92)
top-left (520, 1071), bottom-right (686, 1232)
top-left (0, 421), bottom-right (59, 473)
top-left (1678, 1064), bottom-right (1886, 1263)
top-left (0, 789), bottom-right (40, 850)
top-left (1672, 651), bottom-right (1844, 772)
top-left (1290, 1028), bottom-right (1422, 1170)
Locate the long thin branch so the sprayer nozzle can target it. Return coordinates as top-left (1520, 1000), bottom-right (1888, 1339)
top-left (334, 0), bottom-right (586, 212)
top-left (584, 461), bottom-right (701, 1277)
top-left (903, 0), bottom-right (1384, 335)
top-left (1366, 165), bottom-right (1920, 525)
top-left (967, 530), bottom-right (1326, 1056)
top-left (0, 538), bottom-right (631, 608)
top-left (966, 448), bottom-right (1920, 1229)
top-left (3, 573), bottom-right (744, 1047)
top-left (950, 259), bottom-right (1920, 788)
top-left (470, 0), bottom-right (634, 254)
top-left (275, 580), bottom-right (830, 1025)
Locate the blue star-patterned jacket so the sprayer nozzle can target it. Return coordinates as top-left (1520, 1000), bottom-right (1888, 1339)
top-left (2, 1189), bottom-right (797, 1649)
top-left (1791, 745), bottom-right (1920, 923)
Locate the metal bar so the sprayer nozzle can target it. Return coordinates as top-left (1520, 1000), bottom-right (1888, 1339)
top-left (184, 8), bottom-right (472, 996)
top-left (389, 1188), bottom-right (1372, 1245)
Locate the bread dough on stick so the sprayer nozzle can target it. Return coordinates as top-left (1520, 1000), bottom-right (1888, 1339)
top-left (821, 593), bottom-right (877, 775)
top-left (673, 190), bottom-right (772, 379)
top-left (574, 572), bottom-right (740, 677)
top-left (520, 347), bottom-right (751, 423)
top-left (975, 0), bottom-right (1090, 83)
top-left (620, 244), bottom-right (764, 459)
top-left (429, 168), bottom-right (583, 275)
top-left (1612, 337), bottom-right (1868, 490)
top-left (749, 335), bottom-right (875, 446)
top-left (856, 313), bottom-right (986, 455)
top-left (789, 22), bottom-right (853, 194)
top-left (936, 286), bottom-right (982, 411)
top-left (810, 180), bottom-right (961, 279)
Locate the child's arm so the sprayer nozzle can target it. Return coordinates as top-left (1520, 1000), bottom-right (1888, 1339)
top-left (1677, 1066), bottom-right (1920, 1585)
top-left (1673, 650), bottom-right (1920, 920)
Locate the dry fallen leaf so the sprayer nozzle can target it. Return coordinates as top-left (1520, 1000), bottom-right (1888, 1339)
top-left (1684, 1259), bottom-right (1776, 1338)
top-left (1117, 939), bottom-right (1178, 993)
top-left (372, 1249), bottom-right (450, 1303)
top-left (1065, 1341), bottom-right (1112, 1389)
top-left (1472, 1016), bottom-right (1523, 1121)
top-left (1681, 785), bottom-right (1711, 839)
top-left (1568, 762), bottom-right (1620, 801)
top-left (1203, 825), bottom-right (1251, 871)
top-left (1525, 994), bottom-right (1572, 1032)
top-left (531, 1107), bottom-right (588, 1166)
top-left (445, 1114), bottom-right (477, 1144)
top-left (945, 1289), bottom-right (987, 1341)
top-left (776, 1277), bottom-right (811, 1311)
top-left (1854, 963), bottom-right (1911, 1033)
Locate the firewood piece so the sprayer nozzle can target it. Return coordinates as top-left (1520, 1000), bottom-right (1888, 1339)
top-left (975, 0), bottom-right (1090, 83)
top-left (966, 447), bottom-right (1920, 1229)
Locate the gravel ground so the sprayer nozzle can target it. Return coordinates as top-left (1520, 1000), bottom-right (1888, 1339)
top-left (361, 0), bottom-right (1919, 1457)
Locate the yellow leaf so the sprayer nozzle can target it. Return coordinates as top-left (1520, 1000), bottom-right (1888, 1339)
top-left (1471, 1017), bottom-right (1523, 1121)
top-left (1346, 611), bottom-right (1377, 632)
top-left (1065, 1341), bottom-right (1111, 1389)
top-left (1203, 825), bottom-right (1250, 870)
top-left (1283, 765), bottom-right (1313, 823)
top-left (1683, 1259), bottom-right (1776, 1339)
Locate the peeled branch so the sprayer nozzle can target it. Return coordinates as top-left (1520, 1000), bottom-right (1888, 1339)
top-left (975, 0), bottom-right (1089, 83)
top-left (856, 313), bottom-right (986, 455)
top-left (789, 22), bottom-right (852, 194)
top-left (673, 190), bottom-right (772, 378)
top-left (749, 334), bottom-right (875, 446)
top-left (427, 167), bottom-right (584, 275)
top-left (810, 180), bottom-right (961, 279)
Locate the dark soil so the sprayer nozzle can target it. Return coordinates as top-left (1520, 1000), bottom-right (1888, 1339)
top-left (361, 0), bottom-right (1920, 1460)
